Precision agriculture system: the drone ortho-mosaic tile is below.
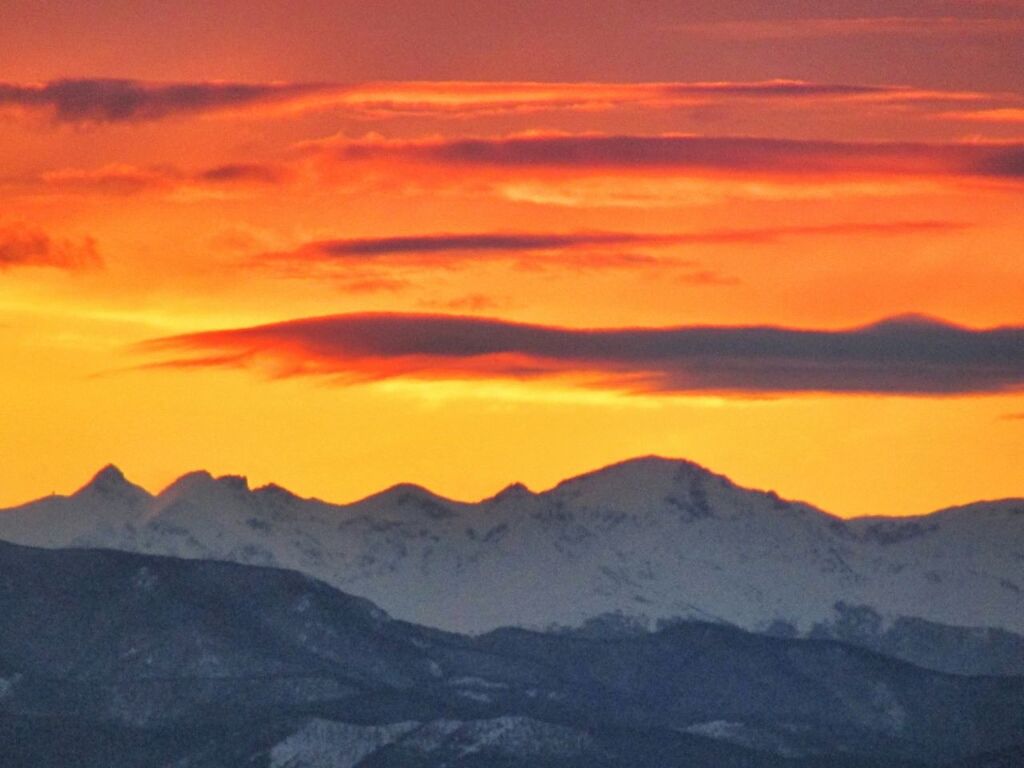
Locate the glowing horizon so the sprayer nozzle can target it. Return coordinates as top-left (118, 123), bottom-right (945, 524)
top-left (2, 1), bottom-right (1023, 517)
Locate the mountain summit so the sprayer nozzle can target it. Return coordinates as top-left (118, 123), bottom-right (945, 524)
top-left (74, 463), bottom-right (152, 502)
top-left (1, 457), bottom-right (1021, 675)
top-left (77, 463), bottom-right (128, 492)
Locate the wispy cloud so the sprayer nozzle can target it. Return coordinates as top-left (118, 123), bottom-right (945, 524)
top-left (314, 132), bottom-right (1024, 182)
top-left (250, 222), bottom-right (958, 291)
top-left (195, 163), bottom-right (292, 185)
top-left (0, 78), bottom-right (986, 125)
top-left (40, 162), bottom-right (293, 195)
top-left (418, 294), bottom-right (508, 312)
top-left (321, 79), bottom-right (980, 117)
top-left (261, 221), bottom-right (964, 269)
top-left (941, 108), bottom-right (1024, 123)
top-left (0, 79), bottom-right (322, 124)
top-left (670, 16), bottom-right (1024, 40)
top-left (0, 224), bottom-right (101, 271)
top-left (141, 313), bottom-right (1024, 397)
top-left (493, 176), bottom-right (948, 208)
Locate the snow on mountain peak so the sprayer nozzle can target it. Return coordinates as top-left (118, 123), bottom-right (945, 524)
top-left (156, 470), bottom-right (251, 500)
top-left (76, 463), bottom-right (122, 492)
top-left (254, 482), bottom-right (304, 502)
top-left (358, 483), bottom-right (462, 520)
top-left (73, 464), bottom-right (151, 503)
top-left (88, 462), bottom-right (126, 484)
top-left (217, 474), bottom-right (250, 493)
top-left (148, 471), bottom-right (256, 520)
top-left (488, 482), bottom-right (535, 504)
top-left (157, 469), bottom-right (216, 497)
top-left (1, 456), bottom-right (1021, 644)
top-left (543, 455), bottom-right (731, 517)
top-left (919, 498), bottom-right (1024, 521)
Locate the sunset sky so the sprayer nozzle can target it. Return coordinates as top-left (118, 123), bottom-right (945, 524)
top-left (2, 0), bottom-right (1023, 517)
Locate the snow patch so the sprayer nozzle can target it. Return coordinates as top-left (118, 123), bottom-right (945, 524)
top-left (268, 719), bottom-right (419, 768)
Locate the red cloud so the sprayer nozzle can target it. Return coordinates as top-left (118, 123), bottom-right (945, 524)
top-left (0, 78), bottom-right (988, 126)
top-left (142, 313), bottom-right (1024, 397)
top-left (0, 224), bottom-right (101, 271)
top-left (312, 132), bottom-right (1024, 181)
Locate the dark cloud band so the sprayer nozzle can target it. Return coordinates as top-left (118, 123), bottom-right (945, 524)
top-left (144, 313), bottom-right (1024, 396)
top-left (0, 78), bottom-right (983, 125)
top-left (0, 79), bottom-right (318, 123)
top-left (325, 133), bottom-right (1024, 180)
top-left (266, 221), bottom-right (962, 265)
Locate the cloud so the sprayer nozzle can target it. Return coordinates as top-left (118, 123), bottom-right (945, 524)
top-left (0, 79), bottom-right (299, 123)
top-left (0, 79), bottom-right (321, 124)
top-left (40, 164), bottom-right (179, 194)
top-left (195, 163), bottom-right (292, 185)
top-left (315, 132), bottom-right (1024, 182)
top-left (41, 162), bottom-right (292, 195)
top-left (0, 78), bottom-right (983, 126)
top-left (300, 231), bottom-right (651, 258)
top-left (332, 275), bottom-right (412, 293)
top-left (256, 222), bottom-right (961, 276)
top-left (494, 176), bottom-right (947, 208)
top-left (324, 80), bottom-right (978, 117)
top-left (670, 16), bottom-right (1024, 40)
top-left (941, 108), bottom-right (1024, 123)
top-left (419, 294), bottom-right (507, 312)
top-left (0, 224), bottom-right (101, 271)
top-left (141, 313), bottom-right (1024, 397)
top-left (678, 270), bottom-right (741, 286)
top-left (265, 231), bottom-right (674, 273)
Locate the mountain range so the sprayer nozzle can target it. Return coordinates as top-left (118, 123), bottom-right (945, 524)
top-left (1, 456), bottom-right (1022, 677)
top-left (1, 539), bottom-right (1023, 767)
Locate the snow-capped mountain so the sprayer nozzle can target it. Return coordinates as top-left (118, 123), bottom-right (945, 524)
top-left (1, 457), bottom-right (1021, 672)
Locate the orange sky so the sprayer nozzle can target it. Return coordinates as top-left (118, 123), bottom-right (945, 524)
top-left (1, 1), bottom-right (1023, 516)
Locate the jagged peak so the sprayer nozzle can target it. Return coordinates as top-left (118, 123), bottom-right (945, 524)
top-left (19, 456), bottom-right (1014, 525)
top-left (254, 482), bottom-right (303, 502)
top-left (87, 463), bottom-right (126, 487)
top-left (73, 464), bottom-right (151, 500)
top-left (215, 474), bottom-right (250, 493)
top-left (373, 482), bottom-right (450, 504)
top-left (157, 469), bottom-right (214, 497)
top-left (546, 455), bottom-right (715, 494)
top-left (354, 482), bottom-right (460, 519)
top-left (488, 481), bottom-right (535, 503)
top-left (156, 470), bottom-right (250, 502)
top-left (537, 455), bottom-right (840, 522)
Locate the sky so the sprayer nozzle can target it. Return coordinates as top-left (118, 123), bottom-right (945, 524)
top-left (1, 0), bottom-right (1023, 517)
